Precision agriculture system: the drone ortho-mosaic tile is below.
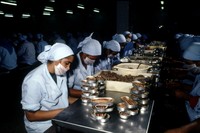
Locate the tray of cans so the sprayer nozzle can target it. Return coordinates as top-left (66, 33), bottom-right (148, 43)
top-left (90, 111), bottom-right (110, 123)
top-left (90, 97), bottom-right (114, 123)
top-left (116, 96), bottom-right (139, 120)
top-left (81, 76), bottom-right (106, 104)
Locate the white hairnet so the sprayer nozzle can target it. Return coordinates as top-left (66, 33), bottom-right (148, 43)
top-left (132, 34), bottom-right (138, 40)
top-left (37, 43), bottom-right (74, 63)
top-left (103, 40), bottom-right (120, 52)
top-left (78, 32), bottom-right (102, 56)
top-left (179, 36), bottom-right (194, 51)
top-left (183, 42), bottom-right (200, 61)
top-left (19, 35), bottom-right (27, 41)
top-left (123, 31), bottom-right (131, 36)
top-left (175, 33), bottom-right (183, 39)
top-left (112, 34), bottom-right (126, 43)
top-left (136, 33), bottom-right (142, 38)
top-left (36, 33), bottom-right (44, 39)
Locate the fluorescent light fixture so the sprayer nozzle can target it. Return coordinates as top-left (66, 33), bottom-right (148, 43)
top-left (4, 13), bottom-right (13, 17)
top-left (43, 11), bottom-right (51, 16)
top-left (44, 6), bottom-right (54, 12)
top-left (93, 8), bottom-right (99, 13)
top-left (49, 0), bottom-right (55, 2)
top-left (160, 1), bottom-right (164, 5)
top-left (0, 11), bottom-right (4, 15)
top-left (159, 25), bottom-right (163, 29)
top-left (66, 10), bottom-right (73, 14)
top-left (22, 13), bottom-right (30, 18)
top-left (161, 6), bottom-right (164, 10)
top-left (77, 4), bottom-right (84, 9)
top-left (0, 0), bottom-right (17, 6)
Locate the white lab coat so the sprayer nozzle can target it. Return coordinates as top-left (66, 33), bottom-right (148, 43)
top-left (0, 46), bottom-right (17, 70)
top-left (68, 52), bottom-right (94, 90)
top-left (21, 63), bottom-right (69, 133)
top-left (17, 40), bottom-right (36, 65)
top-left (95, 57), bottom-right (112, 74)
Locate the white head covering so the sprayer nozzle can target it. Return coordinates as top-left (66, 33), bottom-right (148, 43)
top-left (132, 33), bottom-right (138, 40)
top-left (136, 33), bottom-right (142, 38)
top-left (77, 32), bottom-right (102, 56)
top-left (44, 45), bottom-right (52, 51)
top-left (103, 40), bottom-right (120, 52)
top-left (36, 33), bottom-right (44, 39)
top-left (179, 36), bottom-right (194, 51)
top-left (37, 43), bottom-right (74, 63)
top-left (183, 42), bottom-right (200, 61)
top-left (123, 31), bottom-right (131, 36)
top-left (112, 34), bottom-right (126, 43)
top-left (19, 35), bottom-right (27, 41)
top-left (175, 33), bottom-right (183, 39)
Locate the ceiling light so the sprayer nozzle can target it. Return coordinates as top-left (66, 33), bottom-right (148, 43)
top-left (0, 0), bottom-right (17, 6)
top-left (0, 11), bottom-right (4, 15)
top-left (159, 25), bottom-right (163, 29)
top-left (22, 13), bottom-right (30, 18)
top-left (77, 4), bottom-right (85, 9)
top-left (44, 6), bottom-right (54, 12)
top-left (93, 8), bottom-right (100, 13)
top-left (43, 11), bottom-right (51, 16)
top-left (4, 13), bottom-right (13, 17)
top-left (66, 10), bottom-right (73, 14)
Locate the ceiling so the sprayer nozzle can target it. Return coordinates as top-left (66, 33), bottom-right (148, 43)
top-left (0, 0), bottom-right (116, 18)
top-left (1, 0), bottom-right (200, 35)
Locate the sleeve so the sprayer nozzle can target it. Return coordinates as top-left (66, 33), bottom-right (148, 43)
top-left (67, 72), bottom-right (75, 88)
top-left (21, 78), bottom-right (42, 111)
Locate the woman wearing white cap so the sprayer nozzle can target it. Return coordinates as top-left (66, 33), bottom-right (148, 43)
top-left (21, 43), bottom-right (74, 133)
top-left (112, 33), bottom-right (127, 65)
top-left (68, 33), bottom-right (102, 98)
top-left (94, 40), bottom-right (120, 73)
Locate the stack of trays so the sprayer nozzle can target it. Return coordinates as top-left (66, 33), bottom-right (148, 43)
top-left (130, 80), bottom-right (150, 114)
top-left (90, 97), bottom-right (114, 123)
top-left (117, 96), bottom-right (139, 119)
top-left (81, 76), bottom-right (106, 104)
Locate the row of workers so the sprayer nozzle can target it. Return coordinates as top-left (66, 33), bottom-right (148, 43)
top-left (20, 31), bottom-right (148, 133)
top-left (163, 33), bottom-right (200, 133)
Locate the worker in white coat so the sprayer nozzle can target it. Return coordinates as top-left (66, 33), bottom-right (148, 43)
top-left (68, 33), bottom-right (102, 98)
top-left (21, 43), bottom-right (74, 133)
top-left (94, 39), bottom-right (120, 74)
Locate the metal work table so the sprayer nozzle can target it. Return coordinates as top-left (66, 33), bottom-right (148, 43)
top-left (52, 91), bottom-right (154, 133)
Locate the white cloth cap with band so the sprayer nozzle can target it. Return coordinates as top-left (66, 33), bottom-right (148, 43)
top-left (37, 43), bottom-right (74, 63)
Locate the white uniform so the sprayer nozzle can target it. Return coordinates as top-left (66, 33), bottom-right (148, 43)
top-left (0, 46), bottom-right (17, 70)
top-left (21, 63), bottom-right (69, 133)
top-left (68, 52), bottom-right (94, 90)
top-left (186, 74), bottom-right (200, 121)
top-left (17, 40), bottom-right (36, 65)
top-left (95, 57), bottom-right (113, 74)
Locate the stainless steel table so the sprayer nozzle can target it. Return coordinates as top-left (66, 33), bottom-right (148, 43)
top-left (52, 91), bottom-right (154, 133)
